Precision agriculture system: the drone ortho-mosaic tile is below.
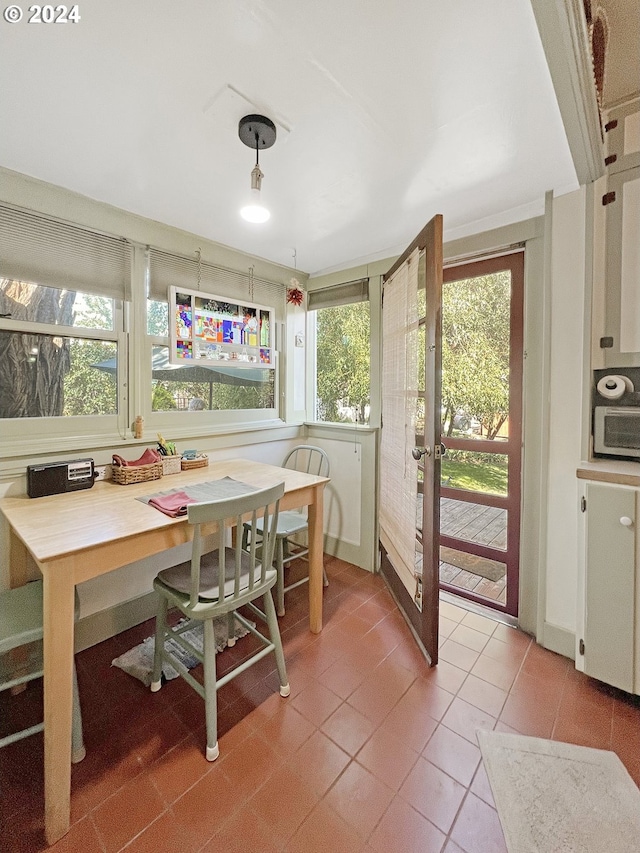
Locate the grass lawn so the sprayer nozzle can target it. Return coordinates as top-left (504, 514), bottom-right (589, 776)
top-left (441, 457), bottom-right (508, 496)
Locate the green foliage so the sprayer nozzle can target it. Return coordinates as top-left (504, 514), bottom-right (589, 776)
top-left (62, 296), bottom-right (118, 415)
top-left (64, 339), bottom-right (118, 416)
top-left (441, 272), bottom-right (510, 440)
top-left (209, 380), bottom-right (274, 410)
top-left (73, 294), bottom-right (113, 330)
top-left (315, 302), bottom-right (370, 423)
top-left (152, 384), bottom-right (177, 410)
top-left (147, 300), bottom-right (169, 337)
top-left (151, 375), bottom-right (275, 411)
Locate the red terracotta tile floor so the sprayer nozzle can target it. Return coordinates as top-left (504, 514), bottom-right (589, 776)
top-left (1, 557), bottom-right (639, 852)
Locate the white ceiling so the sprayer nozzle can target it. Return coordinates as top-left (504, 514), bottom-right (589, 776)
top-left (0, 0), bottom-right (580, 275)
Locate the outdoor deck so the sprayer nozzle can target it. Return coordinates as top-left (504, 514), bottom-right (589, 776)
top-left (417, 495), bottom-right (508, 605)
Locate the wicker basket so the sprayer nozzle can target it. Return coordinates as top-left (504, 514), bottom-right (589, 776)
top-left (111, 461), bottom-right (163, 485)
top-left (181, 454), bottom-right (209, 470)
top-left (161, 455), bottom-right (181, 475)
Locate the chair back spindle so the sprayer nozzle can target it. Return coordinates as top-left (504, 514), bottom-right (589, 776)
top-left (241, 446), bottom-right (329, 617)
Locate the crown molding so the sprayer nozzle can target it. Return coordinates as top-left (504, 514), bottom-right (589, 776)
top-left (530, 0), bottom-right (605, 185)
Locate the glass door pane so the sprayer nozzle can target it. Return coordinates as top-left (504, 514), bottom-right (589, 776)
top-left (436, 253), bottom-right (523, 616)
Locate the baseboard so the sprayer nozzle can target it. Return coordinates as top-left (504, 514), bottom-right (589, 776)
top-left (75, 591), bottom-right (157, 652)
top-left (542, 621), bottom-right (576, 661)
top-left (323, 534), bottom-right (373, 572)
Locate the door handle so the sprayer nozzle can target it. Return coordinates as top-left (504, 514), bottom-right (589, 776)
top-left (412, 446), bottom-right (431, 460)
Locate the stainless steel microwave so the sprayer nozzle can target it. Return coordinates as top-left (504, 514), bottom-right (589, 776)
top-left (593, 407), bottom-right (640, 459)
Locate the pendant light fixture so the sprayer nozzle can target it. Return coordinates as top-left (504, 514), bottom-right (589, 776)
top-left (238, 114), bottom-right (276, 223)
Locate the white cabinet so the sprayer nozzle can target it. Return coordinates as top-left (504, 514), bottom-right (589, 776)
top-left (577, 480), bottom-right (639, 694)
top-left (601, 101), bottom-right (640, 368)
top-left (602, 166), bottom-right (640, 367)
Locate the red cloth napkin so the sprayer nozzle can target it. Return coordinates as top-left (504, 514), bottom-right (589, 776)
top-left (112, 448), bottom-right (161, 467)
top-left (147, 491), bottom-right (197, 518)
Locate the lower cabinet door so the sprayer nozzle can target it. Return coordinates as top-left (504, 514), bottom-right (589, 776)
top-left (584, 483), bottom-right (637, 693)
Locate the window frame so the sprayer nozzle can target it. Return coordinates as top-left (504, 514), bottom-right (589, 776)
top-left (0, 301), bottom-right (128, 451)
top-left (141, 247), bottom-right (284, 432)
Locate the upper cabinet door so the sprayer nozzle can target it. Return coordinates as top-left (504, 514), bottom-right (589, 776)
top-left (603, 166), bottom-right (640, 368)
top-left (602, 103), bottom-right (640, 368)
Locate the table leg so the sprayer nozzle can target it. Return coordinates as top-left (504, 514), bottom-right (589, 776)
top-left (42, 565), bottom-right (75, 845)
top-left (307, 484), bottom-right (325, 634)
top-left (9, 529), bottom-right (30, 588)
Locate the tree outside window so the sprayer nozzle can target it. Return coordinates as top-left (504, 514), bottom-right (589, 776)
top-left (314, 301), bottom-right (370, 424)
top-left (0, 280), bottom-right (117, 419)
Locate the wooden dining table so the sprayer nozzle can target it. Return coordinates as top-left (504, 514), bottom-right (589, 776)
top-left (0, 458), bottom-right (329, 845)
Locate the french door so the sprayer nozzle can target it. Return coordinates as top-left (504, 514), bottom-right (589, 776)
top-left (379, 215), bottom-right (443, 665)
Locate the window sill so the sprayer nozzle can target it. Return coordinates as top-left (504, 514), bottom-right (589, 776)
top-left (304, 421), bottom-right (377, 434)
top-left (0, 419), bottom-right (304, 476)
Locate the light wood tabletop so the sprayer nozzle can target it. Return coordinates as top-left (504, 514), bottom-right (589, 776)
top-left (0, 458), bottom-right (328, 845)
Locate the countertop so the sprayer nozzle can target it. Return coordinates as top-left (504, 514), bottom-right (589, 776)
top-left (576, 459), bottom-right (640, 487)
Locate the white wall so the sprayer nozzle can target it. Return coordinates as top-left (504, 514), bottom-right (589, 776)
top-left (305, 424), bottom-right (378, 572)
top-left (544, 186), bottom-right (587, 634)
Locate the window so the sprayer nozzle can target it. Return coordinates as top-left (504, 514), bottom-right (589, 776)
top-left (146, 249), bottom-right (282, 417)
top-left (149, 345), bottom-right (275, 412)
top-left (0, 283), bottom-right (120, 420)
top-left (0, 203), bottom-right (287, 449)
top-left (309, 279), bottom-right (370, 424)
top-left (0, 205), bottom-right (129, 434)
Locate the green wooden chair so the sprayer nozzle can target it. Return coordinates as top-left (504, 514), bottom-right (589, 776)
top-left (242, 445), bottom-right (330, 616)
top-left (0, 580), bottom-right (85, 763)
top-left (150, 481), bottom-right (289, 762)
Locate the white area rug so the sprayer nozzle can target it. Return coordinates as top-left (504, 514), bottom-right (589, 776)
top-left (477, 731), bottom-right (640, 853)
top-left (112, 617), bottom-right (250, 687)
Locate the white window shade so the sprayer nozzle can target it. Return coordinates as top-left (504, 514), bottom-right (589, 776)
top-left (379, 250), bottom-right (419, 599)
top-left (0, 204), bottom-right (131, 300)
top-left (307, 279), bottom-right (368, 311)
top-left (147, 248), bottom-right (285, 321)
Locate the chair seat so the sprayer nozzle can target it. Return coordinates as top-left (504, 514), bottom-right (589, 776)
top-left (252, 510), bottom-right (309, 538)
top-left (157, 547), bottom-right (277, 601)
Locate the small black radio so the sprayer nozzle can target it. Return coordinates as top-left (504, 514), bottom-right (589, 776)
top-left (27, 459), bottom-right (96, 498)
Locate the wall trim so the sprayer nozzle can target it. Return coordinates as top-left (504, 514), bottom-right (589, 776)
top-left (542, 621), bottom-right (576, 661)
top-left (0, 423), bottom-right (304, 483)
top-left (529, 0), bottom-right (604, 185)
top-left (323, 534), bottom-right (373, 572)
top-left (75, 591), bottom-right (157, 653)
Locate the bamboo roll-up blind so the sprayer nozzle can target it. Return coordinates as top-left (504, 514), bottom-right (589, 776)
top-left (379, 248), bottom-right (420, 598)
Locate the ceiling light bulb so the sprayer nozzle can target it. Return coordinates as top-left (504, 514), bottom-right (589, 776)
top-left (240, 174), bottom-right (270, 223)
top-left (240, 201), bottom-right (271, 223)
